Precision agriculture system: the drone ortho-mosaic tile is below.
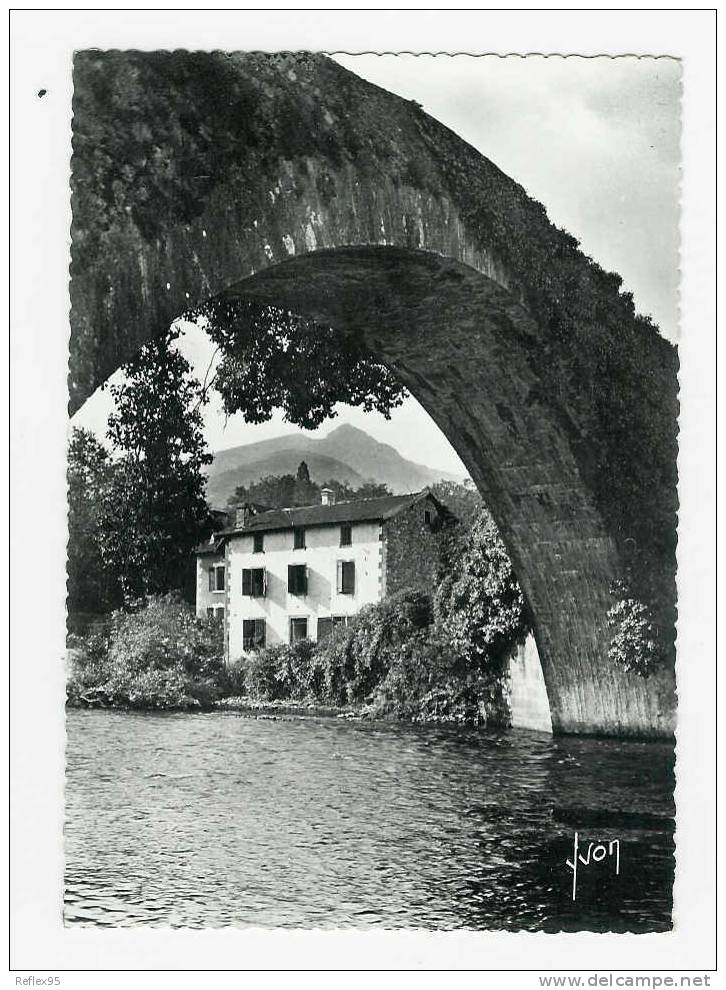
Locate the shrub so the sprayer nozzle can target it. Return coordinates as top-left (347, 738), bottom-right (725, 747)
top-left (309, 589), bottom-right (434, 705)
top-left (312, 623), bottom-right (356, 705)
top-left (369, 628), bottom-right (508, 726)
top-left (225, 656), bottom-right (247, 697)
top-left (105, 594), bottom-right (224, 679)
top-left (434, 510), bottom-right (529, 674)
top-left (345, 589), bottom-right (433, 702)
top-left (240, 640), bottom-right (317, 701)
top-left (66, 593), bottom-right (225, 709)
top-left (232, 591), bottom-right (435, 707)
top-left (607, 585), bottom-right (664, 678)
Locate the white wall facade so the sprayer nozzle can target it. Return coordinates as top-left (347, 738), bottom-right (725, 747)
top-left (195, 552), bottom-right (226, 621)
top-left (226, 520), bottom-right (383, 661)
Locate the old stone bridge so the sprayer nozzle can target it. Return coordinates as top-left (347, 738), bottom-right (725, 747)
top-left (70, 51), bottom-right (679, 736)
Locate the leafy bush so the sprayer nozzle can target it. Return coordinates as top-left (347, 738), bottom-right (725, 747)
top-left (226, 579), bottom-right (515, 724)
top-left (311, 623), bottom-right (356, 705)
top-left (311, 590), bottom-right (434, 705)
top-left (346, 589), bottom-right (433, 701)
top-left (368, 628), bottom-right (509, 726)
top-left (607, 585), bottom-right (664, 678)
top-left (66, 626), bottom-right (114, 706)
top-left (66, 593), bottom-right (225, 709)
top-left (240, 640), bottom-right (317, 701)
top-left (434, 510), bottom-right (529, 674)
top-left (225, 656), bottom-right (247, 697)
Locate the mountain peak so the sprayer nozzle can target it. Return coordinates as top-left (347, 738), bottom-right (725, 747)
top-left (207, 422), bottom-right (466, 505)
top-left (326, 423), bottom-right (367, 437)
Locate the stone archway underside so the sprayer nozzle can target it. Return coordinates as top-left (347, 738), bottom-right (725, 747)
top-left (69, 51), bottom-right (678, 736)
top-left (221, 246), bottom-right (673, 737)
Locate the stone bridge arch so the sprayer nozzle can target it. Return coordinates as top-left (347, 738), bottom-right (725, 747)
top-left (70, 51), bottom-right (678, 736)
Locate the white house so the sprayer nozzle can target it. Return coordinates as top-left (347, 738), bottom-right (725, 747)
top-left (195, 489), bottom-right (447, 661)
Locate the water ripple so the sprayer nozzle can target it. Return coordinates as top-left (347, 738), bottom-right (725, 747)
top-left (65, 710), bottom-right (674, 930)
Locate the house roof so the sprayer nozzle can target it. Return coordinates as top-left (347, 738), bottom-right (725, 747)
top-left (194, 536), bottom-right (227, 556)
top-left (215, 490), bottom-right (438, 539)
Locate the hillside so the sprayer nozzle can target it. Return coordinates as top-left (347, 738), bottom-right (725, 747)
top-left (206, 424), bottom-right (465, 506)
top-left (206, 451), bottom-right (366, 507)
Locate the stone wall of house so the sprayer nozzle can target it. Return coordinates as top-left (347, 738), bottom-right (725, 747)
top-left (383, 497), bottom-right (443, 598)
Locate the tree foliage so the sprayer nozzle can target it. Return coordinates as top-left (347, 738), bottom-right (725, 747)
top-left (97, 328), bottom-right (213, 601)
top-left (228, 470), bottom-right (390, 510)
top-left (190, 299), bottom-right (406, 429)
top-left (67, 427), bottom-right (120, 617)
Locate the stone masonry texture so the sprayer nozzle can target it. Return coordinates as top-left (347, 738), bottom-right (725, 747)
top-left (70, 52), bottom-right (678, 736)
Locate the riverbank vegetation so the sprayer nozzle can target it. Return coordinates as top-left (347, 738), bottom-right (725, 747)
top-left (67, 499), bottom-right (530, 724)
top-left (67, 594), bottom-right (227, 710)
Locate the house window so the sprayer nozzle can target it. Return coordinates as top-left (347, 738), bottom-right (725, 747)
top-left (424, 509), bottom-right (433, 525)
top-left (288, 563), bottom-right (308, 595)
top-left (242, 618), bottom-right (266, 651)
top-left (293, 526), bottom-right (306, 550)
top-left (340, 523), bottom-right (352, 547)
top-left (289, 616), bottom-right (308, 644)
top-left (336, 560), bottom-right (355, 595)
top-left (317, 615), bottom-right (349, 642)
top-left (208, 564), bottom-right (225, 592)
top-left (207, 606), bottom-right (224, 623)
top-left (253, 532), bottom-right (264, 554)
top-left (242, 567), bottom-right (266, 597)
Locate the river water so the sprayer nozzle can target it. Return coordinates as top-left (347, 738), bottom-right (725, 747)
top-left (65, 710), bottom-right (675, 930)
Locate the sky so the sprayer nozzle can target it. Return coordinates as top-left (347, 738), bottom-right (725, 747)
top-left (73, 54), bottom-right (681, 475)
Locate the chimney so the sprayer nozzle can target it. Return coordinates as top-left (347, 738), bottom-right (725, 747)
top-left (235, 505), bottom-right (249, 528)
top-left (321, 487), bottom-right (336, 506)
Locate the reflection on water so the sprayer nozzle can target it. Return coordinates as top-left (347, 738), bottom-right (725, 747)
top-left (65, 710), bottom-right (674, 930)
